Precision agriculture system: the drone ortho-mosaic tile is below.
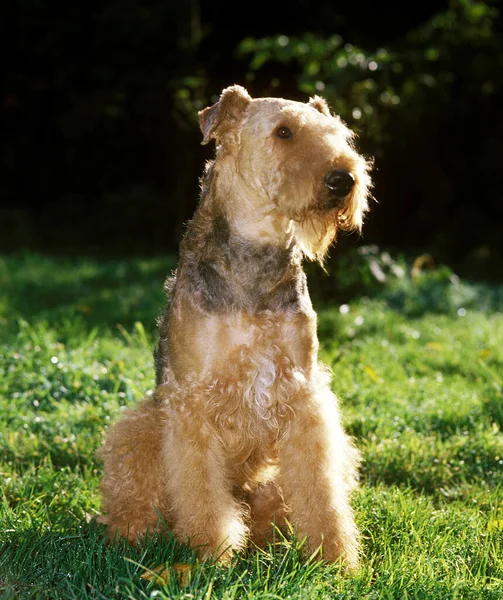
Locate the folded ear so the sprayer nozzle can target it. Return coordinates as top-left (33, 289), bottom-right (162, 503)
top-left (308, 95), bottom-right (331, 117)
top-left (198, 85), bottom-right (252, 145)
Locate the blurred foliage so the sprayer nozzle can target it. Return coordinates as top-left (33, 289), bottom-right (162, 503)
top-left (309, 244), bottom-right (503, 317)
top-left (239, 0), bottom-right (502, 144)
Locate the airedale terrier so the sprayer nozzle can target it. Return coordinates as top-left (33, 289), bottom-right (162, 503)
top-left (99, 85), bottom-right (371, 569)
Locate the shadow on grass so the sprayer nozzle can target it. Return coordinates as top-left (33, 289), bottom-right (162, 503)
top-left (0, 520), bottom-right (198, 600)
top-left (359, 432), bottom-right (503, 499)
top-left (0, 254), bottom-right (178, 338)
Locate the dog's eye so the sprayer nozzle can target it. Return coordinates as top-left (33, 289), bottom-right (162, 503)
top-left (276, 126), bottom-right (293, 140)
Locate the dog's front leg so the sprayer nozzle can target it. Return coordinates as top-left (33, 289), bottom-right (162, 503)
top-left (163, 415), bottom-right (248, 563)
top-left (278, 383), bottom-right (360, 569)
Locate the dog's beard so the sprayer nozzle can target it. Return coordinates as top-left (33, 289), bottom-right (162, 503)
top-left (293, 208), bottom-right (340, 264)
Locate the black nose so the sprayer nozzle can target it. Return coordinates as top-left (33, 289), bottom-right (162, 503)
top-left (324, 169), bottom-right (355, 198)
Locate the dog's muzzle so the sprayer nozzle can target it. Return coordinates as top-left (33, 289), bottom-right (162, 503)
top-left (324, 169), bottom-right (355, 207)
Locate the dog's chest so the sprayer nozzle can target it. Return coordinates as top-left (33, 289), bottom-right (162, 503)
top-left (241, 346), bottom-right (282, 421)
top-left (210, 348), bottom-right (299, 456)
top-left (209, 314), bottom-right (310, 430)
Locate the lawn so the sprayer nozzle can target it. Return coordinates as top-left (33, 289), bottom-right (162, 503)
top-left (1, 251), bottom-right (502, 599)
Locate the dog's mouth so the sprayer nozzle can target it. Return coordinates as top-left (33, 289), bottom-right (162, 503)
top-left (309, 194), bottom-right (351, 225)
top-left (322, 193), bottom-right (350, 211)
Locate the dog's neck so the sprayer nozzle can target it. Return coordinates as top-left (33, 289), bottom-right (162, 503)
top-left (180, 166), bottom-right (307, 313)
top-left (205, 210), bottom-right (301, 280)
top-left (190, 211), bottom-right (305, 313)
top-left (206, 157), bottom-right (295, 251)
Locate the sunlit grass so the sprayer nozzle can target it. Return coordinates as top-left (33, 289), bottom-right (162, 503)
top-left (1, 253), bottom-right (502, 599)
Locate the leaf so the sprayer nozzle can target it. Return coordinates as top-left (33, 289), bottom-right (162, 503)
top-left (425, 342), bottom-right (443, 350)
top-left (363, 365), bottom-right (380, 383)
top-left (140, 563), bottom-right (166, 583)
top-left (140, 562), bottom-right (194, 587)
top-left (411, 254), bottom-right (434, 278)
top-left (487, 519), bottom-right (503, 532)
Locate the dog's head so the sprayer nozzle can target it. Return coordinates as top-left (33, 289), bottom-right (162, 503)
top-left (198, 85), bottom-right (372, 262)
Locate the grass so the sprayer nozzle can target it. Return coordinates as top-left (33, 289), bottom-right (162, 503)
top-left (0, 251), bottom-right (502, 599)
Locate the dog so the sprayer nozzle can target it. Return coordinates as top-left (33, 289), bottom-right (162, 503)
top-left (99, 84), bottom-right (371, 569)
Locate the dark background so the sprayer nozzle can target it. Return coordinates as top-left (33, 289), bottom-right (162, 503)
top-left (2, 0), bottom-right (502, 279)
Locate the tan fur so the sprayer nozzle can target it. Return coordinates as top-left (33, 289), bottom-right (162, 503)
top-left (99, 85), bottom-right (372, 569)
